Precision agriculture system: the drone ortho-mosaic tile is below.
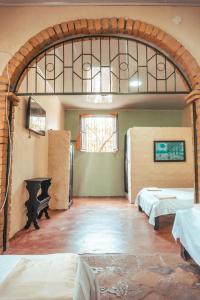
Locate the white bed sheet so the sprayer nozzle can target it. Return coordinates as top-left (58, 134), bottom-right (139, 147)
top-left (172, 205), bottom-right (200, 266)
top-left (0, 253), bottom-right (98, 300)
top-left (135, 188), bottom-right (194, 225)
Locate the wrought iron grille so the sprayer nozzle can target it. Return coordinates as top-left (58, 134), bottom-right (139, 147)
top-left (15, 35), bottom-right (190, 95)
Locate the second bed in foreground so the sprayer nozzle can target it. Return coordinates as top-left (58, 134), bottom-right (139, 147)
top-left (172, 204), bottom-right (200, 266)
top-left (0, 253), bottom-right (99, 300)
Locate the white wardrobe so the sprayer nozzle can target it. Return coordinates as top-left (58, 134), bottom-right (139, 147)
top-left (48, 130), bottom-right (72, 210)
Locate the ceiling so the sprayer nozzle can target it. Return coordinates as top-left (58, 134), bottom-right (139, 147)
top-left (56, 93), bottom-right (187, 110)
top-left (0, 0), bottom-right (200, 5)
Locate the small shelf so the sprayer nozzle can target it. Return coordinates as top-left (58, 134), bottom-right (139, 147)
top-left (24, 177), bottom-right (51, 230)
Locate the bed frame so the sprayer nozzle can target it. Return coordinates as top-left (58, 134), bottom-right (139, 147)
top-left (138, 205), bottom-right (171, 230)
top-left (180, 243), bottom-right (191, 261)
top-left (138, 205), bottom-right (159, 230)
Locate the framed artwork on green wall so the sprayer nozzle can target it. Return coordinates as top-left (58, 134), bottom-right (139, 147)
top-left (154, 141), bottom-right (186, 162)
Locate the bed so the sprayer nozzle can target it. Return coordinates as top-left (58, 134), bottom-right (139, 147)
top-left (0, 253), bottom-right (99, 300)
top-left (172, 204), bottom-right (200, 266)
top-left (135, 187), bottom-right (194, 230)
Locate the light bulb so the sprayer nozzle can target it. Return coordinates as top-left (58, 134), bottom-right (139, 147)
top-left (129, 80), bottom-right (142, 87)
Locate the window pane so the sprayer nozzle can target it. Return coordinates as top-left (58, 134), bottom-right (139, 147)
top-left (81, 115), bottom-right (118, 152)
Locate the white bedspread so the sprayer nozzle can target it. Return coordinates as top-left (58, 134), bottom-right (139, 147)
top-left (0, 253), bottom-right (98, 300)
top-left (172, 205), bottom-right (200, 266)
top-left (135, 188), bottom-right (194, 225)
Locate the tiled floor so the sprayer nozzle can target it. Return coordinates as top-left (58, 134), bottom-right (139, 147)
top-left (84, 254), bottom-right (200, 299)
top-left (7, 197), bottom-right (179, 255)
top-left (5, 198), bottom-right (200, 300)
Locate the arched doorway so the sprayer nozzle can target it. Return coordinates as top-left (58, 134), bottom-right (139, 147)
top-left (0, 17), bottom-right (199, 251)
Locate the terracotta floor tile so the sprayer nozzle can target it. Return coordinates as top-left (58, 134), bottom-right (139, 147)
top-left (7, 197), bottom-right (179, 255)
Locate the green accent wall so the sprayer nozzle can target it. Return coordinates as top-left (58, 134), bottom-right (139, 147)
top-left (64, 109), bottom-right (182, 197)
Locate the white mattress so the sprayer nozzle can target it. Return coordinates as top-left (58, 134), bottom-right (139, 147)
top-left (0, 253), bottom-right (98, 300)
top-left (135, 188), bottom-right (194, 225)
top-left (172, 205), bottom-right (200, 266)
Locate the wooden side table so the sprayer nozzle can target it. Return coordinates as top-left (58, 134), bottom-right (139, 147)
top-left (24, 177), bottom-right (51, 230)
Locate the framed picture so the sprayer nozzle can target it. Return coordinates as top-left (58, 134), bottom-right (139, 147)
top-left (154, 140), bottom-right (186, 162)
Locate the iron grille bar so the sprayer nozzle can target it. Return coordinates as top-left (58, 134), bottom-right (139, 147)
top-left (90, 38), bottom-right (92, 93)
top-left (81, 38), bottom-right (83, 93)
top-left (53, 46), bottom-right (56, 93)
top-left (34, 62), bottom-right (36, 93)
top-left (127, 40), bottom-right (130, 93)
top-left (72, 40), bottom-right (74, 93)
top-left (109, 36), bottom-right (111, 94)
top-left (26, 68), bottom-right (28, 93)
top-left (136, 41), bottom-right (139, 93)
top-left (44, 51), bottom-right (46, 93)
top-left (62, 43), bottom-right (64, 93)
top-left (100, 37), bottom-right (102, 93)
top-left (164, 56), bottom-right (167, 92)
top-left (118, 38), bottom-right (121, 93)
top-left (174, 66), bottom-right (177, 92)
top-left (156, 52), bottom-right (158, 92)
top-left (146, 44), bottom-right (148, 93)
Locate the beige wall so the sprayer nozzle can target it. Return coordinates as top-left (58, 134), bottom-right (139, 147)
top-left (48, 130), bottom-right (71, 210)
top-left (10, 95), bottom-right (64, 239)
top-left (128, 127), bottom-right (194, 203)
top-left (182, 104), bottom-right (193, 127)
top-left (0, 6), bottom-right (199, 73)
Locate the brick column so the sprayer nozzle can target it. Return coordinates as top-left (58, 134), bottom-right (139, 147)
top-left (186, 90), bottom-right (200, 203)
top-left (0, 92), bottom-right (8, 251)
top-left (0, 75), bottom-right (18, 252)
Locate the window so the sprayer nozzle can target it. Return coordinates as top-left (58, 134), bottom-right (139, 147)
top-left (80, 114), bottom-right (118, 153)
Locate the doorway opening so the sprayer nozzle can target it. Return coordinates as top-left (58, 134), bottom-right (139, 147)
top-left (14, 35), bottom-right (194, 200)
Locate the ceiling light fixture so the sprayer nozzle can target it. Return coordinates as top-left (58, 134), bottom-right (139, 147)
top-left (129, 80), bottom-right (142, 87)
top-left (172, 15), bottom-right (182, 25)
top-left (86, 95), bottom-right (112, 104)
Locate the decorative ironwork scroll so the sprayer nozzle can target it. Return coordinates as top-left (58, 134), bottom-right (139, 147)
top-left (15, 36), bottom-right (190, 95)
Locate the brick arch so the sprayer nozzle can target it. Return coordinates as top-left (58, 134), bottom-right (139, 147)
top-left (1, 17), bottom-right (200, 92)
top-left (0, 17), bottom-right (200, 251)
